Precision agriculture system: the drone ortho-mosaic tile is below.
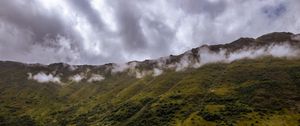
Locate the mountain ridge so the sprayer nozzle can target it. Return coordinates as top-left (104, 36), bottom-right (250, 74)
top-left (1, 32), bottom-right (299, 67)
top-left (0, 32), bottom-right (300, 126)
top-left (1, 32), bottom-right (300, 85)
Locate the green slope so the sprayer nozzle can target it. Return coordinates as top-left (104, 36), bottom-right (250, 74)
top-left (0, 57), bottom-right (300, 126)
top-left (0, 32), bottom-right (300, 126)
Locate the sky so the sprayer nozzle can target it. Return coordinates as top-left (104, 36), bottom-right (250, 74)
top-left (0, 0), bottom-right (299, 65)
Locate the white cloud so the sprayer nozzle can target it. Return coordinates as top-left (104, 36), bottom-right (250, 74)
top-left (160, 43), bottom-right (300, 71)
top-left (27, 73), bottom-right (33, 80)
top-left (292, 34), bottom-right (300, 41)
top-left (153, 68), bottom-right (163, 76)
top-left (88, 74), bottom-right (105, 82)
top-left (202, 43), bottom-right (300, 65)
top-left (28, 72), bottom-right (61, 83)
top-left (111, 62), bottom-right (137, 73)
top-left (135, 71), bottom-right (144, 79)
top-left (135, 70), bottom-right (151, 79)
top-left (198, 48), bottom-right (227, 65)
top-left (68, 65), bottom-right (78, 71)
top-left (264, 44), bottom-right (299, 58)
top-left (69, 74), bottom-right (85, 82)
top-left (174, 53), bottom-right (195, 71)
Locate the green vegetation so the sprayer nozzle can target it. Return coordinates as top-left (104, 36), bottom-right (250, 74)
top-left (0, 57), bottom-right (300, 126)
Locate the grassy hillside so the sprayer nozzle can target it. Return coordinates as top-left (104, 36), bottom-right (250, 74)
top-left (0, 32), bottom-right (300, 126)
top-left (0, 57), bottom-right (300, 126)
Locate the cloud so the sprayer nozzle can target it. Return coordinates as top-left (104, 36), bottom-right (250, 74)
top-left (69, 74), bottom-right (85, 82)
top-left (68, 65), bottom-right (79, 71)
top-left (292, 34), bottom-right (300, 41)
top-left (0, 0), bottom-right (300, 65)
top-left (135, 71), bottom-right (147, 79)
top-left (195, 43), bottom-right (300, 69)
top-left (111, 62), bottom-right (137, 73)
top-left (28, 72), bottom-right (61, 83)
top-left (142, 42), bottom-right (299, 72)
top-left (153, 68), bottom-right (163, 76)
top-left (88, 74), bottom-right (105, 82)
top-left (198, 48), bottom-right (227, 66)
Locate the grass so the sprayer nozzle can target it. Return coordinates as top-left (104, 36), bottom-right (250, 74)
top-left (0, 57), bottom-right (300, 125)
top-left (174, 112), bottom-right (217, 126)
top-left (237, 112), bottom-right (300, 126)
top-left (205, 105), bottom-right (225, 113)
top-left (209, 84), bottom-right (234, 96)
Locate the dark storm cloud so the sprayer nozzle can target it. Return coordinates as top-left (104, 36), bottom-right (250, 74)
top-left (106, 0), bottom-right (174, 58)
top-left (0, 1), bottom-right (70, 43)
top-left (114, 1), bottom-right (148, 51)
top-left (0, 0), bottom-right (299, 65)
top-left (177, 0), bottom-right (227, 18)
top-left (262, 2), bottom-right (287, 19)
top-left (142, 17), bottom-right (175, 56)
top-left (66, 0), bottom-right (104, 29)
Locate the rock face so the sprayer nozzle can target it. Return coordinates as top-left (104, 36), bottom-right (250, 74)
top-left (0, 32), bottom-right (300, 126)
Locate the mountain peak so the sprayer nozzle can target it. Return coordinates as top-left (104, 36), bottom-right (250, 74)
top-left (256, 32), bottom-right (294, 42)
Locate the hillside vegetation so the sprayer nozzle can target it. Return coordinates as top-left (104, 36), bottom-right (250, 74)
top-left (0, 32), bottom-right (300, 126)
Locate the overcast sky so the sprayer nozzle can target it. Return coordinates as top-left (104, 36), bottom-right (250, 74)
top-left (0, 0), bottom-right (299, 65)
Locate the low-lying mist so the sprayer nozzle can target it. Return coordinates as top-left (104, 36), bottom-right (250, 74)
top-left (26, 35), bottom-right (300, 84)
top-left (28, 72), bottom-right (61, 84)
top-left (111, 42), bottom-right (300, 78)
